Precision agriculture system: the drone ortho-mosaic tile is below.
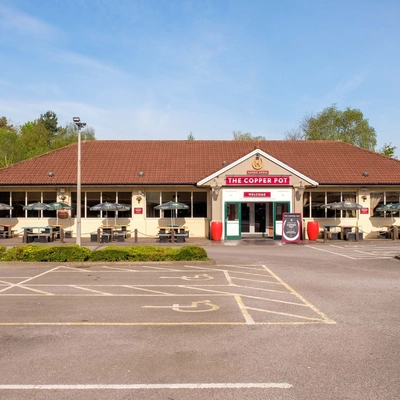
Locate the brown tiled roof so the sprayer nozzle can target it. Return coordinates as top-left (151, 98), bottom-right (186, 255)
top-left (0, 140), bottom-right (399, 186)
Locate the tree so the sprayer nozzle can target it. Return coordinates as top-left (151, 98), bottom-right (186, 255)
top-left (232, 130), bottom-right (265, 141)
top-left (285, 105), bottom-right (377, 150)
top-left (378, 142), bottom-right (397, 158)
top-left (38, 111), bottom-right (58, 136)
top-left (187, 132), bottom-right (195, 140)
top-left (0, 112), bottom-right (96, 168)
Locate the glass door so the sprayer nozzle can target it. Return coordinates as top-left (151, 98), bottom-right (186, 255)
top-left (273, 202), bottom-right (290, 240)
top-left (225, 202), bottom-right (241, 240)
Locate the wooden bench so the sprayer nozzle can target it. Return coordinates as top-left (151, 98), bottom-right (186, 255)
top-left (158, 233), bottom-right (170, 243)
top-left (378, 231), bottom-right (389, 239)
top-left (114, 232), bottom-right (125, 242)
top-left (26, 233), bottom-right (51, 243)
top-left (173, 231), bottom-right (189, 243)
top-left (100, 233), bottom-right (112, 243)
top-left (90, 232), bottom-right (99, 242)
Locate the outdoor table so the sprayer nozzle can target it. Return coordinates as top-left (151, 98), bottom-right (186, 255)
top-left (21, 226), bottom-right (55, 243)
top-left (48, 224), bottom-right (65, 241)
top-left (157, 226), bottom-right (187, 242)
top-left (339, 226), bottom-right (361, 241)
top-left (0, 224), bottom-right (13, 239)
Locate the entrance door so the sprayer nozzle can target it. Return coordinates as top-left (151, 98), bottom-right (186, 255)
top-left (241, 203), bottom-right (268, 237)
top-left (273, 202), bottom-right (290, 240)
top-left (225, 202), bottom-right (241, 240)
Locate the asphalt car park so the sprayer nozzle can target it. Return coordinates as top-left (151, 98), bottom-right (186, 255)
top-left (0, 242), bottom-right (399, 399)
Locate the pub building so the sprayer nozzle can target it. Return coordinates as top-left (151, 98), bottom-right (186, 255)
top-left (0, 140), bottom-right (399, 241)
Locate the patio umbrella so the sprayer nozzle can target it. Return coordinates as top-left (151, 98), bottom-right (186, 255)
top-left (89, 202), bottom-right (131, 225)
top-left (388, 202), bottom-right (400, 212)
top-left (48, 202), bottom-right (72, 225)
top-left (321, 201), bottom-right (363, 211)
top-left (23, 202), bottom-right (55, 218)
top-left (154, 201), bottom-right (189, 226)
top-left (376, 203), bottom-right (399, 222)
top-left (320, 201), bottom-right (362, 221)
top-left (0, 203), bottom-right (13, 210)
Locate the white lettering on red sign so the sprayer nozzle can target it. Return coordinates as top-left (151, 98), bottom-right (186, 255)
top-left (244, 192), bottom-right (271, 197)
top-left (225, 176), bottom-right (290, 185)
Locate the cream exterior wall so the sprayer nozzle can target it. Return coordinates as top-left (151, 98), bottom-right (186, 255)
top-left (303, 187), bottom-right (400, 239)
top-left (5, 186), bottom-right (210, 239)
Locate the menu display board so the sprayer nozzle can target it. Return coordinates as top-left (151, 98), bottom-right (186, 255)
top-left (282, 212), bottom-right (302, 244)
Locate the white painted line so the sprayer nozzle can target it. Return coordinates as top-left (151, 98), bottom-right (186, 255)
top-left (234, 295), bottom-right (255, 324)
top-left (305, 245), bottom-right (356, 259)
top-left (0, 382), bottom-right (292, 390)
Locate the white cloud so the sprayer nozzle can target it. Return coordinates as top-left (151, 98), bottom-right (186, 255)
top-left (0, 3), bottom-right (57, 39)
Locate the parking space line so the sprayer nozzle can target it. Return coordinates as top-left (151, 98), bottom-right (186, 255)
top-left (0, 382), bottom-right (292, 389)
top-left (234, 295), bottom-right (255, 324)
top-left (0, 267), bottom-right (60, 295)
top-left (0, 264), bottom-right (335, 326)
top-left (71, 286), bottom-right (113, 295)
top-left (245, 306), bottom-right (325, 322)
top-left (305, 246), bottom-right (357, 259)
top-left (262, 265), bottom-right (336, 324)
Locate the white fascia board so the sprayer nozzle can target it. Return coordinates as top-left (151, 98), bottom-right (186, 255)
top-left (197, 148), bottom-right (319, 187)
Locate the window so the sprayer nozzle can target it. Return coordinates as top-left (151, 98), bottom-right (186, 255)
top-left (11, 192), bottom-right (25, 218)
top-left (371, 191), bottom-right (400, 217)
top-left (0, 191), bottom-right (11, 218)
top-left (87, 192), bottom-right (101, 218)
top-left (71, 191), bottom-right (133, 219)
top-left (304, 191), bottom-right (357, 218)
top-left (146, 192), bottom-right (161, 218)
top-left (146, 190), bottom-right (207, 219)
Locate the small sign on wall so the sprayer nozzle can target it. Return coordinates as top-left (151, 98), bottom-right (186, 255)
top-left (360, 208), bottom-right (369, 214)
top-left (134, 208), bottom-right (143, 214)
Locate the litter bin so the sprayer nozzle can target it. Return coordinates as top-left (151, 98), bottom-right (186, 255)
top-left (307, 221), bottom-right (319, 241)
top-left (210, 221), bottom-right (223, 241)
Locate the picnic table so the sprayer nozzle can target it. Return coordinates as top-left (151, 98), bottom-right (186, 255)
top-left (157, 226), bottom-right (189, 243)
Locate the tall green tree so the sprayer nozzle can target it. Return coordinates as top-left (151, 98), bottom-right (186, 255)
top-left (38, 110), bottom-right (58, 136)
top-left (378, 142), bottom-right (397, 158)
top-left (0, 112), bottom-right (96, 168)
top-left (0, 118), bottom-right (20, 168)
top-left (187, 131), bottom-right (195, 140)
top-left (233, 130), bottom-right (265, 141)
top-left (284, 105), bottom-right (377, 151)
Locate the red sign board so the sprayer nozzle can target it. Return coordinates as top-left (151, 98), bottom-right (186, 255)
top-left (225, 175), bottom-right (290, 186)
top-left (360, 208), bottom-right (369, 214)
top-left (134, 208), bottom-right (143, 214)
top-left (244, 192), bottom-right (271, 197)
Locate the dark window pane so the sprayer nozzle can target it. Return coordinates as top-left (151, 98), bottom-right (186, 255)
top-left (146, 192), bottom-right (160, 218)
top-left (193, 192), bottom-right (207, 218)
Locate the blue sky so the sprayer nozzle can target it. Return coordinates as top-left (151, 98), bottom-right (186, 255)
top-left (1, 0), bottom-right (399, 155)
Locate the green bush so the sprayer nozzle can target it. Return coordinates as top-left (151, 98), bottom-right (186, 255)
top-left (0, 246), bottom-right (7, 259)
top-left (0, 244), bottom-right (209, 262)
top-left (89, 245), bottom-right (209, 262)
top-left (1, 245), bottom-right (91, 262)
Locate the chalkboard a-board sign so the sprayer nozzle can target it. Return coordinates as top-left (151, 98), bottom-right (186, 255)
top-left (282, 212), bottom-right (302, 243)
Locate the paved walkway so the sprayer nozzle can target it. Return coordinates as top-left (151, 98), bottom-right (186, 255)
top-left (0, 234), bottom-right (397, 249)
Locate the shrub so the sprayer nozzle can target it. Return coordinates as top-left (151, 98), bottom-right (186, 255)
top-left (0, 244), bottom-right (209, 262)
top-left (0, 245), bottom-right (7, 259)
top-left (1, 245), bottom-right (91, 262)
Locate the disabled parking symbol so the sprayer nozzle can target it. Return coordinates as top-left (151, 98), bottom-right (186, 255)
top-left (143, 300), bottom-right (219, 312)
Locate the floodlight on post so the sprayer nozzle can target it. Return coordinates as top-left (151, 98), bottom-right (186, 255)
top-left (73, 116), bottom-right (86, 246)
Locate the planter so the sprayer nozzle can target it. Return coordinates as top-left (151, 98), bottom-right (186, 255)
top-left (307, 221), bottom-right (319, 241)
top-left (210, 221), bottom-right (223, 241)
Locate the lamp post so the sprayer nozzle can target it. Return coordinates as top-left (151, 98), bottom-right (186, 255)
top-left (73, 117), bottom-right (86, 246)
